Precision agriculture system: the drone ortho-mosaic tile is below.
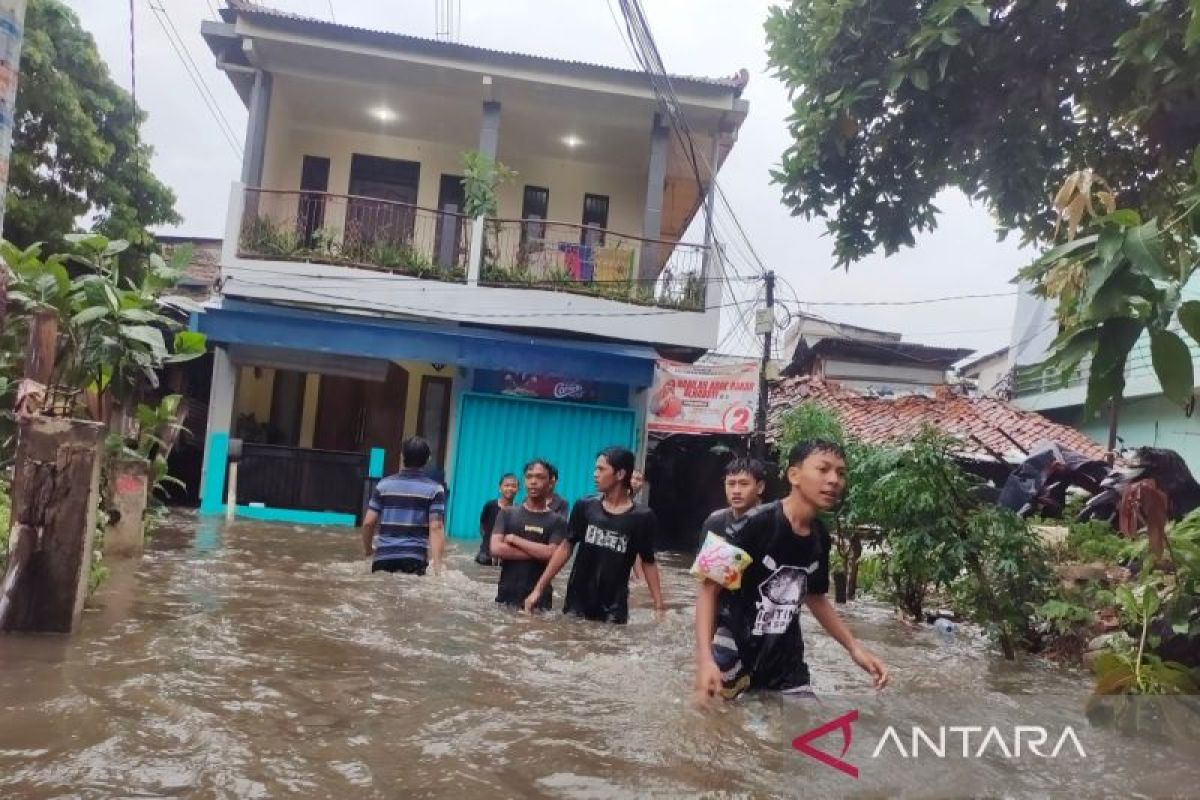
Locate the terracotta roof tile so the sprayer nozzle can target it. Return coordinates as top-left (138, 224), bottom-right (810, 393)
top-left (767, 376), bottom-right (1107, 462)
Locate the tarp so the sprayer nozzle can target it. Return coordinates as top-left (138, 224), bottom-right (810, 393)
top-left (648, 360), bottom-right (757, 435)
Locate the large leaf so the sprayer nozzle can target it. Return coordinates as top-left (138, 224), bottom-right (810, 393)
top-left (71, 306), bottom-right (110, 326)
top-left (1085, 317), bottom-right (1144, 416)
top-left (173, 330), bottom-right (207, 355)
top-left (157, 294), bottom-right (204, 314)
top-left (1150, 330), bottom-right (1195, 406)
top-left (118, 308), bottom-right (170, 324)
top-left (1034, 233), bottom-right (1099, 266)
top-left (1179, 301), bottom-right (1200, 347)
top-left (121, 324), bottom-right (168, 359)
top-left (1123, 221), bottom-right (1171, 281)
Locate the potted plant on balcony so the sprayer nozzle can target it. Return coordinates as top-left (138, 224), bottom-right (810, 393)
top-left (462, 150), bottom-right (516, 274)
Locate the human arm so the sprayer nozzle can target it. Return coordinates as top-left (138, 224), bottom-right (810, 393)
top-left (360, 508), bottom-right (379, 558)
top-left (429, 515), bottom-right (446, 574)
top-left (693, 580), bottom-right (723, 700)
top-left (806, 593), bottom-right (889, 689)
top-left (522, 539), bottom-right (573, 613)
top-left (637, 510), bottom-right (664, 611)
top-left (642, 561), bottom-right (665, 613)
top-left (489, 533), bottom-right (533, 561)
top-left (505, 534), bottom-right (559, 561)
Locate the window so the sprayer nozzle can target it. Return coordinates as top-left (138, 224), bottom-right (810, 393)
top-left (581, 193), bottom-right (609, 246)
top-left (521, 185), bottom-right (550, 245)
top-left (416, 375), bottom-right (453, 469)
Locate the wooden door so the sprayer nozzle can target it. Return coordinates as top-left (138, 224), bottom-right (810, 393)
top-left (361, 364), bottom-right (409, 473)
top-left (313, 375), bottom-right (363, 453)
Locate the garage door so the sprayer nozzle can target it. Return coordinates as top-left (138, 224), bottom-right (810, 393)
top-left (447, 392), bottom-right (638, 538)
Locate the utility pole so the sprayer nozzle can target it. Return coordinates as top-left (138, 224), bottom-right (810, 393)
top-left (752, 270), bottom-right (775, 459)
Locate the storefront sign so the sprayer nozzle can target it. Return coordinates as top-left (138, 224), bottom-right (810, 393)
top-left (500, 372), bottom-right (598, 403)
top-left (648, 360), bottom-right (758, 434)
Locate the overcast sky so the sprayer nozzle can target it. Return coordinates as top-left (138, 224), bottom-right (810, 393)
top-left (67, 0), bottom-right (1024, 359)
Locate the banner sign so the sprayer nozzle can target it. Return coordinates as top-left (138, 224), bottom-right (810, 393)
top-left (648, 360), bottom-right (758, 434)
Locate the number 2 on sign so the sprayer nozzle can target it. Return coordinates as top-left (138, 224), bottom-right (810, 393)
top-left (724, 406), bottom-right (751, 433)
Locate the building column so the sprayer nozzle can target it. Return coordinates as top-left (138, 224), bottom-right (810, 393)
top-left (702, 127), bottom-right (724, 312)
top-left (199, 346), bottom-right (238, 515)
top-left (467, 99), bottom-right (502, 285)
top-left (639, 113), bottom-right (669, 283)
top-left (241, 69), bottom-right (273, 186)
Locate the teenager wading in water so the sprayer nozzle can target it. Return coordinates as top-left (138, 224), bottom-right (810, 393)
top-left (489, 459), bottom-right (569, 610)
top-left (524, 447), bottom-right (665, 622)
top-left (693, 440), bottom-right (888, 700)
top-left (477, 473), bottom-right (519, 565)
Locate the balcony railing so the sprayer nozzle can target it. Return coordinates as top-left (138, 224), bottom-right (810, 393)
top-left (236, 188), bottom-right (710, 311)
top-left (480, 218), bottom-right (708, 311)
top-left (238, 188), bottom-right (470, 283)
top-left (1012, 358), bottom-right (1089, 398)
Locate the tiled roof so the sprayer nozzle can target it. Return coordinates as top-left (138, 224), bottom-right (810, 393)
top-left (768, 376), bottom-right (1108, 462)
top-left (223, 1), bottom-right (750, 94)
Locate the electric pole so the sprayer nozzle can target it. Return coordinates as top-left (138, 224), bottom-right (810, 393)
top-left (752, 270), bottom-right (775, 459)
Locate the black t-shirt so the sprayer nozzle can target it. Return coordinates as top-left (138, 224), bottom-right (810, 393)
top-left (493, 505), bottom-right (568, 608)
top-left (562, 496), bottom-right (657, 624)
top-left (699, 507), bottom-right (753, 545)
top-left (549, 494), bottom-right (569, 516)
top-left (716, 501), bottom-right (830, 690)
top-left (480, 499), bottom-right (504, 540)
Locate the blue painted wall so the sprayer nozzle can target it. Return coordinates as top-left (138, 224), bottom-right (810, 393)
top-left (447, 392), bottom-right (637, 539)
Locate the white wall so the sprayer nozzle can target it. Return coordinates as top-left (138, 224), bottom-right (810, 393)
top-left (822, 358), bottom-right (948, 390)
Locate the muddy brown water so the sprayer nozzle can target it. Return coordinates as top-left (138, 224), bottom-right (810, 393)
top-left (1, 513), bottom-right (1197, 798)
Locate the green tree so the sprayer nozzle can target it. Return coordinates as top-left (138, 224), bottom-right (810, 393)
top-left (7, 0), bottom-right (179, 251)
top-left (764, 0), bottom-right (1200, 266)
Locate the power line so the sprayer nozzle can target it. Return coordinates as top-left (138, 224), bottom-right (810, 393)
top-left (145, 2), bottom-right (243, 156)
top-left (326, 0), bottom-right (337, 23)
top-left (149, 1), bottom-right (242, 153)
top-left (205, 0), bottom-right (220, 20)
top-left (779, 290), bottom-right (1017, 308)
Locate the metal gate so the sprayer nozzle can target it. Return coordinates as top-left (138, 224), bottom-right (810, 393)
top-left (447, 392), bottom-right (637, 538)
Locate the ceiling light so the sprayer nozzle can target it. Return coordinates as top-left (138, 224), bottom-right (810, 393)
top-left (369, 105), bottom-right (399, 123)
top-left (562, 134), bottom-right (584, 149)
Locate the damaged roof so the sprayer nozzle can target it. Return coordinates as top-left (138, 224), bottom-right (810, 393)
top-left (768, 376), bottom-right (1108, 463)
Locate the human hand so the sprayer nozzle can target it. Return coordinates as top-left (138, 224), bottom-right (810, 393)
top-left (430, 559), bottom-right (444, 577)
top-left (850, 645), bottom-right (889, 689)
top-left (693, 659), bottom-right (723, 705)
top-left (504, 533), bottom-right (516, 546)
top-left (522, 588), bottom-right (542, 614)
top-left (653, 604), bottom-right (667, 622)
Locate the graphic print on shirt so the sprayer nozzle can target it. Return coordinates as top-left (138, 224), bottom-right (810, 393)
top-left (752, 554), bottom-right (820, 636)
top-left (584, 524), bottom-right (628, 554)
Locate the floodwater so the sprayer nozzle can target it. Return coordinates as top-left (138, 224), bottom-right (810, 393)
top-left (1, 513), bottom-right (1198, 799)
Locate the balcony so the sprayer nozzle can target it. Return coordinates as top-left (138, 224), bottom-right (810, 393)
top-left (239, 187), bottom-right (470, 283)
top-left (236, 187), bottom-right (710, 312)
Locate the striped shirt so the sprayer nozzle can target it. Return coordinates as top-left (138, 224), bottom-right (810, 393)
top-left (368, 469), bottom-right (446, 566)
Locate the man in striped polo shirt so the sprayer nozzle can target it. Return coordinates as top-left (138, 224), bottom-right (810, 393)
top-left (361, 437), bottom-right (446, 575)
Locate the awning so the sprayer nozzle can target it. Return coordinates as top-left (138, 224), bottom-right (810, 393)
top-left (191, 299), bottom-right (657, 386)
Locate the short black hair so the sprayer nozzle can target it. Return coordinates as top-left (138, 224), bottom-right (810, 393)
top-left (598, 445), bottom-right (636, 489)
top-left (402, 436), bottom-right (432, 469)
top-left (724, 457), bottom-right (766, 482)
top-left (787, 439), bottom-right (845, 468)
top-left (545, 461), bottom-right (559, 481)
top-left (499, 473), bottom-right (518, 484)
top-left (523, 458), bottom-right (552, 476)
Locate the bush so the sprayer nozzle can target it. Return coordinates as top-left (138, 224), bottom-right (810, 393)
top-left (1067, 520), bottom-right (1130, 563)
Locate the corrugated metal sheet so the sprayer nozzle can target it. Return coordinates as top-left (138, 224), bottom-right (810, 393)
top-left (447, 392), bottom-right (637, 539)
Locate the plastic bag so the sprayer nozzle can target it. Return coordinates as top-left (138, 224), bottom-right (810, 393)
top-left (690, 532), bottom-right (753, 590)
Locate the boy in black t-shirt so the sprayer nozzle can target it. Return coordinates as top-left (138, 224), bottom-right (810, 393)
top-left (698, 457), bottom-right (767, 546)
top-left (476, 473), bottom-right (519, 565)
top-left (524, 446), bottom-right (665, 623)
top-left (490, 460), bottom-right (568, 609)
top-left (693, 440), bottom-right (889, 700)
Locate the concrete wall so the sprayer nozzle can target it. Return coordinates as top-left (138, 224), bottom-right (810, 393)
top-left (821, 358), bottom-right (948, 390)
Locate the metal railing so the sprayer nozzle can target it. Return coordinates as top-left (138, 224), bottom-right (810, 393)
top-left (236, 188), bottom-right (712, 311)
top-left (1012, 360), bottom-right (1089, 397)
top-left (481, 218), bottom-right (709, 311)
top-left (238, 188), bottom-right (470, 283)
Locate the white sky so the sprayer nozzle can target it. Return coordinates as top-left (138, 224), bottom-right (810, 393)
top-left (66, 0), bottom-right (1025, 359)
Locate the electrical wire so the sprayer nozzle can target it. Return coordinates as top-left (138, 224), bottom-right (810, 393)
top-left (326, 0), bottom-right (337, 23)
top-left (146, 1), bottom-right (243, 156)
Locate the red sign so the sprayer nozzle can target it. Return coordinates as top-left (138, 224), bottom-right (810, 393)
top-left (648, 360), bottom-right (758, 434)
top-left (500, 372), bottom-right (597, 403)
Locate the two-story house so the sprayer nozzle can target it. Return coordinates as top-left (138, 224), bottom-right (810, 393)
top-left (193, 2), bottom-right (748, 533)
top-left (1009, 280), bottom-right (1200, 470)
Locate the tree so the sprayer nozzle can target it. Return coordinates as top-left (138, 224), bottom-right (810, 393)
top-left (764, 0), bottom-right (1200, 266)
top-left (7, 0), bottom-right (179, 251)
